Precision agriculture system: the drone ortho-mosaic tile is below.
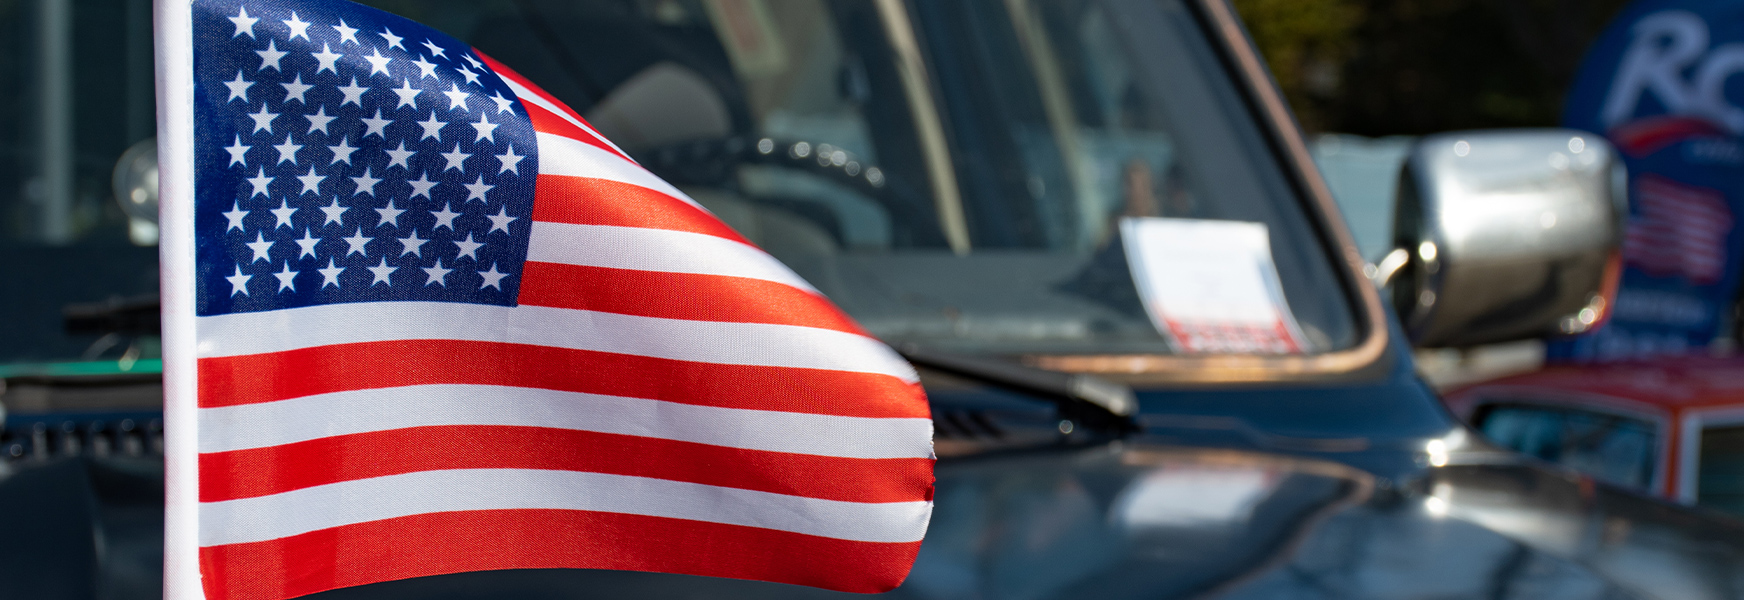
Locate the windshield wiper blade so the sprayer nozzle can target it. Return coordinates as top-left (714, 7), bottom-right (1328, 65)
top-left (896, 344), bottom-right (1139, 435)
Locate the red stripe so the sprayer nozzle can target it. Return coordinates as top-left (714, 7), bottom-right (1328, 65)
top-left (532, 174), bottom-right (750, 243)
top-left (196, 340), bottom-right (928, 418)
top-left (199, 508), bottom-right (922, 600)
top-left (198, 425), bottom-right (932, 503)
top-left (523, 101), bottom-right (636, 163)
top-left (519, 262), bottom-right (861, 333)
top-left (476, 51), bottom-right (636, 164)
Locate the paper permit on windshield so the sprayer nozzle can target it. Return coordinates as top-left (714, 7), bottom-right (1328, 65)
top-left (1120, 217), bottom-right (1307, 354)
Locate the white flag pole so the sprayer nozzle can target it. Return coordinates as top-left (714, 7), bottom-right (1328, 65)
top-left (154, 0), bottom-right (203, 598)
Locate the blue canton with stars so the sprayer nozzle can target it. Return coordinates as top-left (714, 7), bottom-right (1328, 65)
top-left (193, 0), bottom-right (537, 316)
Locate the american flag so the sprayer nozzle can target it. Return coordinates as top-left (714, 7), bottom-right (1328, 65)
top-left (1622, 174), bottom-right (1734, 284)
top-left (163, 1), bottom-right (934, 598)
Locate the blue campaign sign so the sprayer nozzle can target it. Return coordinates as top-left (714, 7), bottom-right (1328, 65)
top-left (1551, 0), bottom-right (1744, 361)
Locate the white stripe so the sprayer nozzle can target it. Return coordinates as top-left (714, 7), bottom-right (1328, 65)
top-left (501, 77), bottom-right (632, 160)
top-left (535, 132), bottom-right (699, 208)
top-left (528, 221), bottom-right (819, 293)
top-left (198, 468), bottom-right (932, 546)
top-left (194, 302), bottom-right (917, 383)
top-left (198, 383), bottom-right (932, 458)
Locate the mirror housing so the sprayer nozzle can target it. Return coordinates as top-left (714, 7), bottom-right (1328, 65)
top-left (1384, 129), bottom-right (1625, 348)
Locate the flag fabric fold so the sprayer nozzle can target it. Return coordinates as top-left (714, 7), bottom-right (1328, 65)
top-left (157, 1), bottom-right (934, 598)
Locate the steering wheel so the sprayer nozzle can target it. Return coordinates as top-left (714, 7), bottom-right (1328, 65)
top-left (636, 136), bottom-right (949, 248)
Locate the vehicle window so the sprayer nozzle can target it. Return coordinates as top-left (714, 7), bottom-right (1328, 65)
top-left (1477, 403), bottom-right (1657, 491)
top-left (1697, 424), bottom-right (1744, 517)
top-left (0, 0), bottom-right (161, 372)
top-left (0, 0), bottom-right (1364, 371)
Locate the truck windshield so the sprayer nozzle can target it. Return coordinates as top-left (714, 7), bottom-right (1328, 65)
top-left (0, 0), bottom-right (1359, 371)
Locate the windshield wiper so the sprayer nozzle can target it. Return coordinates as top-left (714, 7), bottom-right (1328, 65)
top-left (896, 344), bottom-right (1139, 435)
top-left (54, 299), bottom-right (1146, 433)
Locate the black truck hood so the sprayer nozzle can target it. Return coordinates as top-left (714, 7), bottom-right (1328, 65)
top-left (6, 441), bottom-right (1742, 600)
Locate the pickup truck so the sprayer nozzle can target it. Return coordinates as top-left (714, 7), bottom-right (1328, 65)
top-left (3, 1), bottom-right (1742, 599)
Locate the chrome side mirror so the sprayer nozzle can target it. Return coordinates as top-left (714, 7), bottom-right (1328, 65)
top-left (112, 137), bottom-right (159, 246)
top-left (1379, 129), bottom-right (1625, 348)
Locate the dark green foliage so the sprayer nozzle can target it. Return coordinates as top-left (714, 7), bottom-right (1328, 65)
top-left (1236, 0), bottom-right (1635, 135)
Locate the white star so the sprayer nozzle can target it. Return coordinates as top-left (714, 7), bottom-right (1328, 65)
top-left (489, 91), bottom-right (515, 114)
top-left (441, 144), bottom-right (471, 172)
top-left (227, 265), bottom-right (252, 296)
top-left (247, 105), bottom-right (276, 133)
top-left (312, 43), bottom-right (343, 75)
top-left (453, 232), bottom-right (483, 260)
top-left (282, 12), bottom-right (311, 41)
top-left (441, 82), bottom-right (470, 111)
top-left (497, 145), bottom-right (524, 174)
top-left (270, 200), bottom-right (297, 229)
top-left (317, 258), bottom-right (344, 289)
top-left (411, 56), bottom-right (439, 80)
top-left (351, 168), bottom-right (381, 196)
top-left (379, 27), bottom-right (405, 50)
top-left (329, 137), bottom-right (359, 165)
top-left (342, 228), bottom-right (370, 256)
top-left (407, 172), bottom-right (438, 199)
top-left (224, 71), bottom-right (253, 103)
top-left (478, 263), bottom-right (509, 290)
top-left (362, 109), bottom-right (391, 139)
top-left (246, 232), bottom-right (274, 263)
top-left (273, 263), bottom-right (297, 292)
top-left (256, 40), bottom-right (286, 71)
top-left (294, 229), bottom-right (321, 258)
top-left (391, 80), bottom-right (421, 109)
top-left (377, 201), bottom-right (406, 228)
top-left (464, 175), bottom-right (493, 202)
top-left (247, 168), bottom-right (272, 197)
top-left (431, 203), bottom-right (461, 230)
top-left (225, 135), bottom-right (251, 167)
top-left (332, 20), bottom-right (360, 45)
top-left (470, 114), bottom-right (498, 143)
top-left (424, 259), bottom-right (452, 287)
top-left (459, 67), bottom-right (481, 86)
top-left (461, 53), bottom-right (485, 71)
top-left (272, 135), bottom-right (301, 165)
top-left (297, 167), bottom-right (324, 195)
top-left (223, 202), bottom-right (249, 231)
top-left (229, 7), bottom-right (259, 39)
top-left (280, 74), bottom-right (312, 104)
top-left (421, 39), bottom-right (448, 59)
top-left (367, 257), bottom-right (395, 286)
top-left (486, 206), bottom-right (518, 234)
top-left (275, 135), bottom-right (306, 161)
top-left (384, 142), bottom-right (415, 170)
top-left (306, 107), bottom-right (336, 135)
top-left (318, 198), bottom-right (347, 226)
top-left (338, 77), bottom-right (367, 107)
top-left (401, 230), bottom-right (429, 257)
top-left (362, 48), bottom-right (392, 77)
top-left (417, 113), bottom-right (445, 140)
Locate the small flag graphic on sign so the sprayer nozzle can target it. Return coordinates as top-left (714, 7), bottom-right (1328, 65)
top-left (154, 1), bottom-right (935, 599)
top-left (1622, 174), bottom-right (1735, 285)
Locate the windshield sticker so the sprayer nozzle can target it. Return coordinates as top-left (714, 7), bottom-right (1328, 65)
top-left (1120, 217), bottom-right (1307, 354)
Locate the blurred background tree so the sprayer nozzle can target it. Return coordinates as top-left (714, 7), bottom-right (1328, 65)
top-left (1235, 0), bottom-right (1636, 136)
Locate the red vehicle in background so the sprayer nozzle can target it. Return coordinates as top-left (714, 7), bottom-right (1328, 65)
top-left (1445, 357), bottom-right (1744, 518)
